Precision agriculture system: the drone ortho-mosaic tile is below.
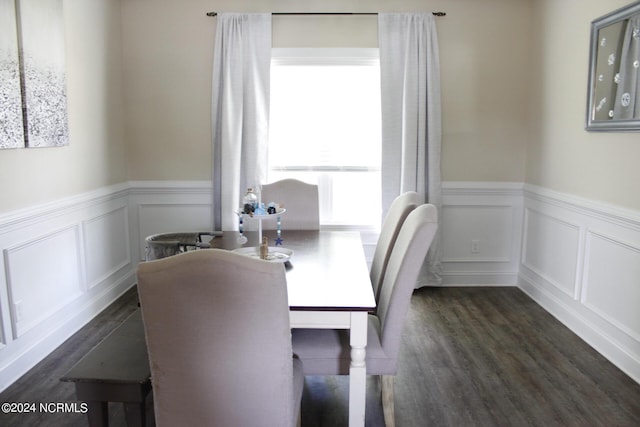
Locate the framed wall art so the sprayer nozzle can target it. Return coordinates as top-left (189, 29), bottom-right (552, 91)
top-left (0, 0), bottom-right (25, 149)
top-left (0, 0), bottom-right (68, 149)
top-left (586, 1), bottom-right (640, 131)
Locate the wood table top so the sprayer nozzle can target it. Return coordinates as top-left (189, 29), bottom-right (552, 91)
top-left (209, 230), bottom-right (376, 312)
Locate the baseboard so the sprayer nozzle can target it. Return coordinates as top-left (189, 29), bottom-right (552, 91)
top-left (440, 273), bottom-right (519, 286)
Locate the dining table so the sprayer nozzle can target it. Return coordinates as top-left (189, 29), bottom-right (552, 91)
top-left (210, 229), bottom-right (376, 427)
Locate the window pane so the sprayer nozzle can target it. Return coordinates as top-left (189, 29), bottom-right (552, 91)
top-left (268, 170), bottom-right (381, 227)
top-left (269, 51), bottom-right (381, 227)
top-left (270, 65), bottom-right (381, 168)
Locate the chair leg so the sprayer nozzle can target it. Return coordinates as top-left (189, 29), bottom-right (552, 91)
top-left (381, 375), bottom-right (395, 427)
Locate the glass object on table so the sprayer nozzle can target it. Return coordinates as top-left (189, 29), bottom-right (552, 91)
top-left (235, 208), bottom-right (286, 245)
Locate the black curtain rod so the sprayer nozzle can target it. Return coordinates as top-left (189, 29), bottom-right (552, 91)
top-left (206, 11), bottom-right (446, 17)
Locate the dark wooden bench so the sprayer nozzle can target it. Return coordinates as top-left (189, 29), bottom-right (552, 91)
top-left (61, 310), bottom-right (151, 426)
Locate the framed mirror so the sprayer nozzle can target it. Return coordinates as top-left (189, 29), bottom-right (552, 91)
top-left (586, 1), bottom-right (640, 131)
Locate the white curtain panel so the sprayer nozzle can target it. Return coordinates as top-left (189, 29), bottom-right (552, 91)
top-left (613, 14), bottom-right (640, 120)
top-left (379, 13), bottom-right (442, 286)
top-left (211, 14), bottom-right (271, 231)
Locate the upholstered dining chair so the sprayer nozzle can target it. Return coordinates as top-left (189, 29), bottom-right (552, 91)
top-left (370, 191), bottom-right (423, 303)
top-left (291, 204), bottom-right (438, 427)
top-left (137, 249), bottom-right (303, 427)
top-left (144, 231), bottom-right (216, 261)
top-left (261, 179), bottom-right (320, 230)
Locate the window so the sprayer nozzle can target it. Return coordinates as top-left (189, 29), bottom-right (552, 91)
top-left (268, 48), bottom-right (382, 229)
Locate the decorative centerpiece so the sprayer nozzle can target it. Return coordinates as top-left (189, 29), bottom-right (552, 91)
top-left (234, 190), bottom-right (293, 262)
top-left (235, 188), bottom-right (286, 247)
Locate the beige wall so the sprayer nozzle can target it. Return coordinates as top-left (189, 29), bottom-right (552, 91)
top-left (0, 0), bottom-right (127, 213)
top-left (121, 0), bottom-right (532, 183)
top-left (5, 0), bottom-right (638, 214)
top-left (527, 0), bottom-right (640, 210)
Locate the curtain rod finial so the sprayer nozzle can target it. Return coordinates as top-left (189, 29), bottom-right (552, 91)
top-left (207, 12), bottom-right (217, 17)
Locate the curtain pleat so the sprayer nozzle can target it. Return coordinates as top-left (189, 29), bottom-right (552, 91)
top-left (379, 13), bottom-right (442, 286)
top-left (211, 14), bottom-right (271, 230)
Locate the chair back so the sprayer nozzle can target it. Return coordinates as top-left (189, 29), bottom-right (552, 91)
top-left (144, 232), bottom-right (210, 260)
top-left (137, 249), bottom-right (296, 426)
top-left (370, 191), bottom-right (422, 302)
top-left (261, 179), bottom-right (320, 230)
top-left (376, 204), bottom-right (438, 361)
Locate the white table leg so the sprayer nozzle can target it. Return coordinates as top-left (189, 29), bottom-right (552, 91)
top-left (349, 311), bottom-right (368, 427)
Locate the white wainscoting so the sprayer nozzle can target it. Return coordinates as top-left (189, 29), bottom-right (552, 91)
top-left (440, 182), bottom-right (524, 286)
top-left (519, 184), bottom-right (640, 384)
top-left (0, 184), bottom-right (136, 391)
top-left (1, 180), bottom-right (638, 391)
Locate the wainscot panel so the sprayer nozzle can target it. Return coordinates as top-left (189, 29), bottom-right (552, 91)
top-left (440, 182), bottom-right (524, 286)
top-left (4, 225), bottom-right (84, 339)
top-left (0, 184), bottom-right (135, 392)
top-left (521, 207), bottom-right (581, 299)
top-left (83, 205), bottom-right (130, 289)
top-left (582, 231), bottom-right (640, 343)
top-left (519, 184), bottom-right (640, 384)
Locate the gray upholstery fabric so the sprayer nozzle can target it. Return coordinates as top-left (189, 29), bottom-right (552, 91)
top-left (292, 204), bottom-right (438, 376)
top-left (261, 179), bottom-right (320, 230)
top-left (137, 249), bottom-right (303, 427)
top-left (370, 191), bottom-right (422, 302)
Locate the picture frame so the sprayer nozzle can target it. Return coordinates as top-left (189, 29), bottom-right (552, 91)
top-left (0, 0), bottom-right (69, 149)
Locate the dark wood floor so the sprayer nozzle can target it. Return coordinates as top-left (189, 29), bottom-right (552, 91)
top-left (1, 286), bottom-right (639, 426)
